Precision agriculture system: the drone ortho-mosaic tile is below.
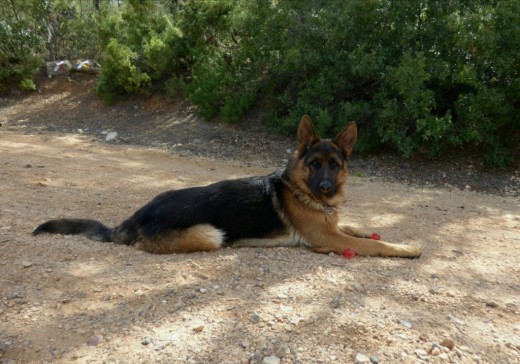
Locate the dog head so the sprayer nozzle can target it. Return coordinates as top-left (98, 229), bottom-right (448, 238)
top-left (285, 115), bottom-right (357, 206)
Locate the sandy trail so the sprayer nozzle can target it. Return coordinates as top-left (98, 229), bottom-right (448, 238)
top-left (1, 131), bottom-right (519, 363)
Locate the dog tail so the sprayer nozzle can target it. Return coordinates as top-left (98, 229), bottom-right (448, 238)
top-left (32, 218), bottom-right (113, 242)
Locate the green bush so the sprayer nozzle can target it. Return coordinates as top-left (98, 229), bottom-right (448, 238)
top-left (1, 0), bottom-right (518, 166)
top-left (95, 1), bottom-right (187, 101)
top-left (177, 0), bottom-right (519, 166)
top-left (0, 12), bottom-right (44, 93)
top-left (95, 38), bottom-right (151, 102)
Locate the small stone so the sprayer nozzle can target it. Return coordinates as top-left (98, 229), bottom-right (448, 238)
top-left (193, 325), bottom-right (204, 333)
top-left (250, 314), bottom-right (260, 323)
top-left (440, 338), bottom-right (455, 350)
top-left (6, 292), bottom-right (24, 300)
top-left (241, 340), bottom-right (250, 348)
top-left (369, 354), bottom-right (380, 363)
top-left (22, 261), bottom-right (33, 268)
top-left (199, 288), bottom-right (207, 293)
top-left (397, 319), bottom-right (413, 329)
top-left (431, 346), bottom-right (441, 356)
top-left (330, 297), bottom-right (342, 308)
top-left (105, 131), bottom-right (118, 141)
top-left (448, 315), bottom-right (465, 326)
top-left (419, 333), bottom-right (429, 342)
top-left (88, 334), bottom-right (104, 346)
top-left (353, 283), bottom-right (365, 292)
top-left (262, 356), bottom-right (280, 364)
top-left (141, 338), bottom-right (151, 346)
top-left (458, 345), bottom-right (471, 353)
top-left (354, 352), bottom-right (371, 363)
top-left (484, 300), bottom-right (498, 308)
top-left (415, 348), bottom-right (428, 358)
top-left (273, 343), bottom-right (290, 358)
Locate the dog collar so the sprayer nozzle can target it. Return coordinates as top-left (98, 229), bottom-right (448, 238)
top-left (281, 177), bottom-right (335, 215)
top-left (310, 194), bottom-right (335, 215)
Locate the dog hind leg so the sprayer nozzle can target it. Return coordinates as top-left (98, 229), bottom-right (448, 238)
top-left (134, 224), bottom-right (225, 254)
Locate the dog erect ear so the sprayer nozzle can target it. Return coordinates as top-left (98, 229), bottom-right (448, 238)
top-left (297, 115), bottom-right (320, 154)
top-left (333, 121), bottom-right (357, 157)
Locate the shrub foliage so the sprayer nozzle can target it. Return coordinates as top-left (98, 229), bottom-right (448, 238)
top-left (2, 0), bottom-right (518, 166)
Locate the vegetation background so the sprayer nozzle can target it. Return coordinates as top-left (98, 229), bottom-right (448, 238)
top-left (1, 0), bottom-right (518, 167)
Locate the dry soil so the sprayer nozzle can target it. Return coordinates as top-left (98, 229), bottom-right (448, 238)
top-left (0, 76), bottom-right (519, 364)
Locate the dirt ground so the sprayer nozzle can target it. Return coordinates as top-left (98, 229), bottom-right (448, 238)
top-left (1, 76), bottom-right (519, 364)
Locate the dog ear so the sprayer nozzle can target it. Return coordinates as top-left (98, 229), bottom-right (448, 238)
top-left (297, 115), bottom-right (320, 154)
top-left (333, 121), bottom-right (357, 157)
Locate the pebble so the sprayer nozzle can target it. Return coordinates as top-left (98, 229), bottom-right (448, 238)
top-left (262, 355), bottom-right (280, 364)
top-left (105, 131), bottom-right (118, 141)
top-left (484, 300), bottom-right (499, 308)
top-left (88, 334), bottom-right (104, 346)
top-left (6, 292), bottom-right (24, 299)
top-left (273, 343), bottom-right (290, 358)
top-left (141, 338), bottom-right (151, 346)
top-left (369, 354), bottom-right (380, 363)
top-left (431, 346), bottom-right (441, 356)
top-left (192, 325), bottom-right (204, 333)
top-left (440, 338), bottom-right (455, 350)
top-left (199, 288), bottom-right (207, 293)
top-left (22, 261), bottom-right (33, 268)
top-left (397, 319), bottom-right (413, 329)
top-left (354, 352), bottom-right (371, 363)
top-left (415, 348), bottom-right (428, 358)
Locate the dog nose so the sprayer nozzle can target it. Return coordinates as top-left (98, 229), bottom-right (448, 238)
top-left (319, 181), bottom-right (332, 193)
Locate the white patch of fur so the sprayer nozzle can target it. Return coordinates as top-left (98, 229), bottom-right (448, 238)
top-left (185, 224), bottom-right (225, 249)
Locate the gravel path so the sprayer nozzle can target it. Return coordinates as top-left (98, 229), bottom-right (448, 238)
top-left (0, 75), bottom-right (519, 364)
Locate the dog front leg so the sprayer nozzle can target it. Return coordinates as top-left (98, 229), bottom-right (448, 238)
top-left (311, 230), bottom-right (422, 258)
top-left (338, 224), bottom-right (371, 238)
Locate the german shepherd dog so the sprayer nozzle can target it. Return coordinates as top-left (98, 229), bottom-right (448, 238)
top-left (33, 116), bottom-right (421, 258)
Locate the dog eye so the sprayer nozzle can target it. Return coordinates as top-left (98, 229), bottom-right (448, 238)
top-left (330, 161), bottom-right (340, 169)
top-left (310, 160), bottom-right (321, 168)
